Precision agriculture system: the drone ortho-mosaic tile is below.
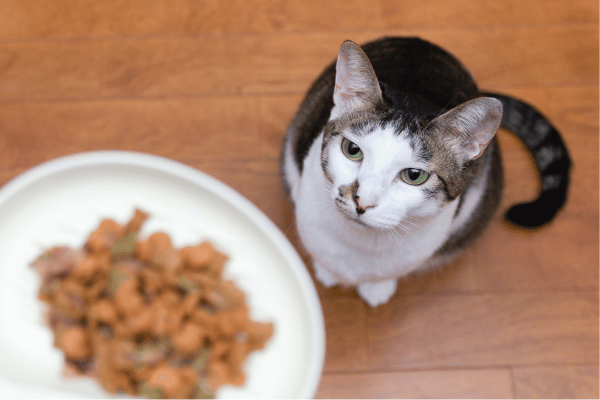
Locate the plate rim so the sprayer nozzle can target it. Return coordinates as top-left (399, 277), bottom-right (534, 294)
top-left (0, 150), bottom-right (325, 399)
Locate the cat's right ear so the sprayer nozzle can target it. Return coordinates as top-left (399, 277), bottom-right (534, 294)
top-left (333, 40), bottom-right (384, 116)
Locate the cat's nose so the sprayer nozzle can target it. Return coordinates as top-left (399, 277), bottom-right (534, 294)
top-left (353, 195), bottom-right (376, 215)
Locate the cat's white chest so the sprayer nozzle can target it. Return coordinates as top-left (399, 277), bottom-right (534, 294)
top-left (292, 133), bottom-right (458, 284)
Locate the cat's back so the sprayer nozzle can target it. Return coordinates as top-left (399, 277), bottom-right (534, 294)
top-left (283, 37), bottom-right (480, 182)
top-left (361, 37), bottom-right (479, 109)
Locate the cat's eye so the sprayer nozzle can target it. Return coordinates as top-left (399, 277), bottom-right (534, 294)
top-left (341, 137), bottom-right (363, 161)
top-left (400, 168), bottom-right (430, 185)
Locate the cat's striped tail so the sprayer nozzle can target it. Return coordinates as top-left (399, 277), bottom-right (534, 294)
top-left (481, 92), bottom-right (572, 228)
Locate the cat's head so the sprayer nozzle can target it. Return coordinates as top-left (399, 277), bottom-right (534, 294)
top-left (321, 40), bottom-right (503, 230)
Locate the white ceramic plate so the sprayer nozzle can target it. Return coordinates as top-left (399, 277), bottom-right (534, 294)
top-left (0, 151), bottom-right (325, 399)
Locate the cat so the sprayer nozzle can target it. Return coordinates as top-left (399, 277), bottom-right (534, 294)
top-left (280, 37), bottom-right (571, 307)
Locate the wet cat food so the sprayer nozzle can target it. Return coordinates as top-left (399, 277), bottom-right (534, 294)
top-left (31, 209), bottom-right (273, 399)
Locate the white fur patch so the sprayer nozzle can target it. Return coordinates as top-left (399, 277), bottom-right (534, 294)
top-left (292, 126), bottom-right (460, 288)
top-left (357, 279), bottom-right (398, 307)
top-left (324, 125), bottom-right (441, 230)
top-left (283, 136), bottom-right (302, 204)
top-left (313, 261), bottom-right (340, 287)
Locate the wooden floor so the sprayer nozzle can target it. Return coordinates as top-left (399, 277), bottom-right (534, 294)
top-left (0, 1), bottom-right (598, 398)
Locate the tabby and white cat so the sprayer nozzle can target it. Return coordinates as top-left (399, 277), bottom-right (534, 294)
top-left (281, 37), bottom-right (571, 307)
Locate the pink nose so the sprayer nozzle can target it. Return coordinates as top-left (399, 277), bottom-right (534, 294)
top-left (353, 195), bottom-right (376, 215)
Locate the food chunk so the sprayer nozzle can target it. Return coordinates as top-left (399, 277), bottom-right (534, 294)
top-left (31, 209), bottom-right (274, 399)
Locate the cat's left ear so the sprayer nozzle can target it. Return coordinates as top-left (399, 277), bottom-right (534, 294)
top-left (434, 97), bottom-right (503, 160)
top-left (333, 40), bottom-right (385, 115)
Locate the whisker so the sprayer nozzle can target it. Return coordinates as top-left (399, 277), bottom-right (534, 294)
top-left (385, 227), bottom-right (403, 249)
top-left (396, 222), bottom-right (418, 242)
top-left (401, 218), bottom-right (420, 229)
top-left (383, 228), bottom-right (396, 248)
top-left (284, 219), bottom-right (298, 235)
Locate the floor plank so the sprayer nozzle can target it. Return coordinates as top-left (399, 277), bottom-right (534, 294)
top-left (1, 27), bottom-right (595, 101)
top-left (259, 93), bottom-right (304, 159)
top-left (513, 365), bottom-right (599, 399)
top-left (321, 298), bottom-right (371, 372)
top-left (0, 97), bottom-right (262, 170)
top-left (100, 25), bottom-right (597, 98)
top-left (291, 0), bottom-right (598, 31)
top-left (473, 216), bottom-right (599, 291)
top-left (316, 368), bottom-right (514, 398)
top-left (368, 291), bottom-right (599, 369)
top-left (548, 85), bottom-right (600, 151)
top-left (0, 41), bottom-right (101, 99)
top-left (0, 0), bottom-right (596, 39)
top-left (0, 0), bottom-right (295, 39)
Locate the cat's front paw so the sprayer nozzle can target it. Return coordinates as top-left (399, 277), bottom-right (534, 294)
top-left (313, 262), bottom-right (339, 288)
top-left (357, 279), bottom-right (398, 307)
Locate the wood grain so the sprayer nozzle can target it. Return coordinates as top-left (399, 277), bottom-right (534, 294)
top-left (0, 97), bottom-right (261, 169)
top-left (0, 0), bottom-right (295, 39)
top-left (321, 298), bottom-right (370, 372)
top-left (316, 368), bottom-right (514, 398)
top-left (368, 291), bottom-right (599, 368)
top-left (0, 41), bottom-right (101, 99)
top-left (0, 0), bottom-right (597, 397)
top-left (291, 0), bottom-right (598, 31)
top-left (0, 0), bottom-right (595, 39)
top-left (473, 217), bottom-right (599, 291)
top-left (259, 94), bottom-right (304, 158)
top-left (513, 365), bottom-right (600, 399)
top-left (100, 25), bottom-right (597, 98)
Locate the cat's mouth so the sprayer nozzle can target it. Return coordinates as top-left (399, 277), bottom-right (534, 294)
top-left (334, 197), bottom-right (375, 229)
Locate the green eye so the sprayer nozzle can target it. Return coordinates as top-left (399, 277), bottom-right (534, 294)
top-left (400, 168), bottom-right (430, 185)
top-left (341, 137), bottom-right (363, 161)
